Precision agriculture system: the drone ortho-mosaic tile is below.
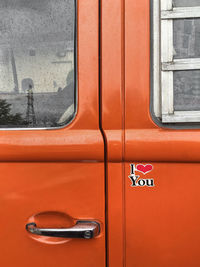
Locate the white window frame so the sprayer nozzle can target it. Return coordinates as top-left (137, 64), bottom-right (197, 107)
top-left (153, 0), bottom-right (200, 123)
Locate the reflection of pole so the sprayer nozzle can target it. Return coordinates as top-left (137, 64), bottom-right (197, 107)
top-left (26, 85), bottom-right (36, 126)
top-left (10, 49), bottom-right (19, 93)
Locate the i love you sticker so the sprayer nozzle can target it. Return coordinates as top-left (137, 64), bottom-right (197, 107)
top-left (129, 164), bottom-right (155, 188)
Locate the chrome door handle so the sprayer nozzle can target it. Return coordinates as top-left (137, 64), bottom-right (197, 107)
top-left (26, 221), bottom-right (100, 239)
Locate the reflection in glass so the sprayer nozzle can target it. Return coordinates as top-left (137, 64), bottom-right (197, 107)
top-left (0, 0), bottom-right (75, 128)
top-left (174, 19), bottom-right (200, 59)
top-left (173, 0), bottom-right (200, 7)
top-left (174, 70), bottom-right (200, 111)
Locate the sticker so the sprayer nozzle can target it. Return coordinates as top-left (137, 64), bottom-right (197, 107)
top-left (129, 164), bottom-right (155, 187)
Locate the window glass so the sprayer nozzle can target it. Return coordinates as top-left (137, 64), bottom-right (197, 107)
top-left (152, 0), bottom-right (200, 124)
top-left (174, 19), bottom-right (200, 59)
top-left (173, 0), bottom-right (200, 7)
top-left (174, 70), bottom-right (200, 111)
top-left (0, 0), bottom-right (76, 128)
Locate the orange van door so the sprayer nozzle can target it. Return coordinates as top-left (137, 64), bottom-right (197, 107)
top-left (0, 1), bottom-right (105, 267)
top-left (125, 0), bottom-right (200, 266)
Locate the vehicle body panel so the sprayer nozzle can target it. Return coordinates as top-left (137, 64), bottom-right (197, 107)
top-left (0, 1), bottom-right (106, 266)
top-left (0, 163), bottom-right (105, 267)
top-left (124, 0), bottom-right (200, 266)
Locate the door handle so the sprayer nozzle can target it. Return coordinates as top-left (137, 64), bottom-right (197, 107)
top-left (26, 220), bottom-right (100, 239)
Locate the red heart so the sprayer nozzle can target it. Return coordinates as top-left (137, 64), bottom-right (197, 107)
top-left (136, 164), bottom-right (153, 175)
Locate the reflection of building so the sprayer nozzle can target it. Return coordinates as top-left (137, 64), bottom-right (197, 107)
top-left (174, 0), bottom-right (200, 7)
top-left (0, 41), bottom-right (74, 94)
top-left (174, 70), bottom-right (200, 111)
top-left (0, 0), bottom-right (75, 127)
top-left (0, 0), bottom-right (75, 94)
top-left (174, 19), bottom-right (197, 58)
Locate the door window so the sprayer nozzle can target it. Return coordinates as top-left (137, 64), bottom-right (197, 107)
top-left (0, 0), bottom-right (76, 129)
top-left (152, 0), bottom-right (200, 123)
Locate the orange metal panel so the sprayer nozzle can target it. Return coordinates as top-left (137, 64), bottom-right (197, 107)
top-left (0, 1), bottom-right (105, 267)
top-left (125, 0), bottom-right (152, 132)
top-left (125, 162), bottom-right (200, 266)
top-left (0, 163), bottom-right (105, 267)
top-left (126, 129), bottom-right (200, 163)
top-left (124, 0), bottom-right (200, 163)
top-left (101, 0), bottom-right (125, 266)
top-left (124, 0), bottom-right (200, 266)
top-left (101, 0), bottom-right (124, 162)
top-left (107, 163), bottom-right (124, 267)
top-left (0, 0), bottom-right (103, 162)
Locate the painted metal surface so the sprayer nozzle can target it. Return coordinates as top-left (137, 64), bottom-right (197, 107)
top-left (101, 1), bottom-right (125, 266)
top-left (0, 0), bottom-right (103, 162)
top-left (0, 1), bottom-right (105, 267)
top-left (102, 0), bottom-right (200, 266)
top-left (0, 163), bottom-right (105, 266)
top-left (2, 0), bottom-right (200, 266)
top-left (125, 0), bottom-right (200, 162)
top-left (125, 162), bottom-right (200, 266)
top-left (101, 0), bottom-right (125, 162)
top-left (125, 0), bottom-right (200, 266)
